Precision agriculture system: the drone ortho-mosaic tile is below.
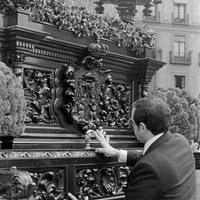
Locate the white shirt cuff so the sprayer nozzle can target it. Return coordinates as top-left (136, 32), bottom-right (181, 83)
top-left (118, 149), bottom-right (127, 163)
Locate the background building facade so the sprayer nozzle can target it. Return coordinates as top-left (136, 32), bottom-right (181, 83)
top-left (69, 0), bottom-right (200, 97)
top-left (133, 0), bottom-right (200, 98)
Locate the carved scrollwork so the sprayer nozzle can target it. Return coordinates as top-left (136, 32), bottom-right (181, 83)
top-left (0, 166), bottom-right (35, 200)
top-left (76, 166), bottom-right (130, 199)
top-left (11, 168), bottom-right (35, 199)
top-left (30, 170), bottom-right (64, 200)
top-left (24, 69), bottom-right (55, 124)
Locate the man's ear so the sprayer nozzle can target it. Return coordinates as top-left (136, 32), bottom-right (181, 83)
top-left (139, 122), bottom-right (147, 132)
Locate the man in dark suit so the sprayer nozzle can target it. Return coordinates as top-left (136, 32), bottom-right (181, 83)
top-left (94, 95), bottom-right (196, 200)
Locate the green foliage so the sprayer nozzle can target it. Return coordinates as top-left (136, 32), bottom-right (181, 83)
top-left (151, 87), bottom-right (200, 142)
top-left (0, 62), bottom-right (26, 137)
top-left (25, 0), bottom-right (156, 55)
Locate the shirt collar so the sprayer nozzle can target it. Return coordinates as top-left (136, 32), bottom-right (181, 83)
top-left (143, 132), bottom-right (164, 155)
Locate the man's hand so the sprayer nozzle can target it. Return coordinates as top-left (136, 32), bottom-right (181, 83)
top-left (94, 127), bottom-right (119, 158)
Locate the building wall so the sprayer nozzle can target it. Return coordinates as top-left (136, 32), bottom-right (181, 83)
top-left (134, 0), bottom-right (200, 98)
top-left (66, 0), bottom-right (200, 97)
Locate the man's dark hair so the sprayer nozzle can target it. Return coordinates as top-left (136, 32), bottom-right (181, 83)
top-left (133, 95), bottom-right (171, 135)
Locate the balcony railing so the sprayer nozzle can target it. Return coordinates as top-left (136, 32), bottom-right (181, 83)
top-left (172, 14), bottom-right (189, 25)
top-left (170, 51), bottom-right (192, 65)
top-left (143, 11), bottom-right (161, 23)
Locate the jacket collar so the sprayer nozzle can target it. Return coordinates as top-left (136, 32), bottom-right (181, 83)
top-left (144, 131), bottom-right (172, 155)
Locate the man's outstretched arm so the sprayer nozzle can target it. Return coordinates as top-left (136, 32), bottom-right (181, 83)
top-left (94, 128), bottom-right (143, 165)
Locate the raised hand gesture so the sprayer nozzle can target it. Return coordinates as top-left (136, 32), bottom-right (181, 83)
top-left (94, 127), bottom-right (119, 158)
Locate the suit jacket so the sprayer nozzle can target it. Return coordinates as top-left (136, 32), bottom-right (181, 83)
top-left (125, 131), bottom-right (196, 200)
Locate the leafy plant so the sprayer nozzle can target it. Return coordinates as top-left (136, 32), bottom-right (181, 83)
top-left (151, 87), bottom-right (200, 143)
top-left (24, 0), bottom-right (156, 55)
top-left (0, 62), bottom-right (26, 137)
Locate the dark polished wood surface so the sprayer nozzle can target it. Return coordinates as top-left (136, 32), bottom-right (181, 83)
top-left (0, 9), bottom-right (165, 200)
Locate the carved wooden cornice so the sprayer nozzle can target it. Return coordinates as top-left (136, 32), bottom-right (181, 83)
top-left (134, 58), bottom-right (166, 97)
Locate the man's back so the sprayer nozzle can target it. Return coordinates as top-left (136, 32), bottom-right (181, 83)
top-left (126, 132), bottom-right (196, 200)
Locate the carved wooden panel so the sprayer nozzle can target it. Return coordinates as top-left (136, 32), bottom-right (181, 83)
top-left (23, 68), bottom-right (55, 124)
top-left (74, 164), bottom-right (130, 199)
top-left (0, 151), bottom-right (129, 200)
top-left (53, 61), bottom-right (131, 133)
top-left (0, 166), bottom-right (65, 200)
top-left (30, 169), bottom-right (64, 200)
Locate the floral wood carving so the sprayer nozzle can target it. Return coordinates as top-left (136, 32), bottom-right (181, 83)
top-left (30, 170), bottom-right (64, 200)
top-left (23, 69), bottom-right (55, 124)
top-left (53, 39), bottom-right (131, 134)
top-left (53, 60), bottom-right (131, 133)
top-left (76, 166), bottom-right (130, 199)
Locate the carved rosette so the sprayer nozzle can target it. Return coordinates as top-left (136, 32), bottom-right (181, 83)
top-left (76, 166), bottom-right (130, 199)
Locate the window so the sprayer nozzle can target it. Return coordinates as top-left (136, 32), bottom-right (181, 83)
top-left (174, 75), bottom-right (185, 89)
top-left (174, 3), bottom-right (186, 19)
top-left (174, 35), bottom-right (186, 61)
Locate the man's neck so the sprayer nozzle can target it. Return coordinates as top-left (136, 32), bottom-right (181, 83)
top-left (143, 132), bottom-right (164, 155)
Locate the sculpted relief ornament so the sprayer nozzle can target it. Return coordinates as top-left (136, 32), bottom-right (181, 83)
top-left (0, 166), bottom-right (35, 200)
top-left (76, 166), bottom-right (130, 199)
top-left (53, 38), bottom-right (131, 144)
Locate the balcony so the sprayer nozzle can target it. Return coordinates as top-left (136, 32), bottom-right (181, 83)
top-left (170, 51), bottom-right (192, 65)
top-left (172, 14), bottom-right (189, 25)
top-left (143, 11), bottom-right (161, 23)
